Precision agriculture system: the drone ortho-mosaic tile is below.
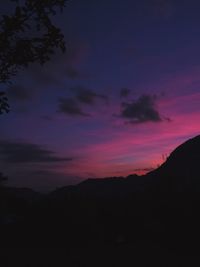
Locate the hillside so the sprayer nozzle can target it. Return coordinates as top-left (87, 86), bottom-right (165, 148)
top-left (1, 135), bottom-right (200, 267)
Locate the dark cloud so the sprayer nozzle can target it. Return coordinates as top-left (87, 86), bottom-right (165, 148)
top-left (71, 86), bottom-right (108, 105)
top-left (120, 88), bottom-right (131, 98)
top-left (58, 97), bottom-right (89, 116)
top-left (121, 94), bottom-right (162, 124)
top-left (7, 85), bottom-right (32, 102)
top-left (0, 140), bottom-right (72, 164)
top-left (58, 87), bottom-right (108, 117)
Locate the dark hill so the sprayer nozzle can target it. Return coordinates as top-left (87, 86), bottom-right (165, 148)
top-left (150, 135), bottom-right (200, 178)
top-left (146, 135), bottom-right (200, 192)
top-left (48, 174), bottom-right (147, 201)
top-left (49, 135), bottom-right (200, 198)
top-left (2, 135), bottom-right (200, 258)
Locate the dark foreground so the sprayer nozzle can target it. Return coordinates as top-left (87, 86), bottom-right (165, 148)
top-left (1, 181), bottom-right (200, 267)
top-left (2, 243), bottom-right (199, 267)
top-left (1, 136), bottom-right (200, 266)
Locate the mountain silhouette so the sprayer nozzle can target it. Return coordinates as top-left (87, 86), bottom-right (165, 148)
top-left (48, 135), bottom-right (200, 198)
top-left (1, 134), bottom-right (200, 267)
top-left (146, 135), bottom-right (200, 192)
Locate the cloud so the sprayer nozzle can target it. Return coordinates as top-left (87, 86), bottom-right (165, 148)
top-left (71, 86), bottom-right (108, 105)
top-left (120, 88), bottom-right (131, 98)
top-left (7, 85), bottom-right (32, 102)
top-left (121, 94), bottom-right (162, 124)
top-left (0, 140), bottom-right (72, 164)
top-left (58, 97), bottom-right (89, 116)
top-left (58, 87), bottom-right (108, 117)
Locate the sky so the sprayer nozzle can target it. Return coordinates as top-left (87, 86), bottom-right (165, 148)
top-left (1, 0), bottom-right (200, 191)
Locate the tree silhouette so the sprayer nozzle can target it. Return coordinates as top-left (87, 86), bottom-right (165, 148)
top-left (0, 0), bottom-right (69, 114)
top-left (0, 92), bottom-right (9, 114)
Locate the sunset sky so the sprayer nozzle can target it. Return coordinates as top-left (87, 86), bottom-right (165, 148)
top-left (1, 0), bottom-right (200, 191)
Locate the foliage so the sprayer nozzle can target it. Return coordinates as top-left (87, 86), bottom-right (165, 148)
top-left (0, 0), bottom-right (69, 114)
top-left (0, 92), bottom-right (9, 114)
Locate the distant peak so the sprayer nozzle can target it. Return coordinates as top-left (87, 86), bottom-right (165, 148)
top-left (150, 134), bottom-right (200, 178)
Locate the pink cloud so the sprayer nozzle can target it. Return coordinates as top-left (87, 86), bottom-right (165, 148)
top-left (57, 67), bottom-right (200, 179)
top-left (64, 89), bottom-right (200, 178)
